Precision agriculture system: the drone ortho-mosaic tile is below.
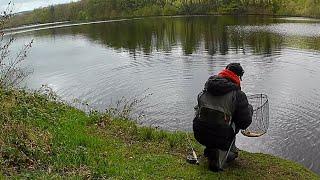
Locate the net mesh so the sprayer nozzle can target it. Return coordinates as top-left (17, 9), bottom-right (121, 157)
top-left (241, 94), bottom-right (269, 137)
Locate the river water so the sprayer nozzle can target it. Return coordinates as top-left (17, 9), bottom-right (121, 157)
top-left (12, 16), bottom-right (320, 174)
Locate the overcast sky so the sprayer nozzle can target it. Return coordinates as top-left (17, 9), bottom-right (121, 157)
top-left (0, 0), bottom-right (79, 13)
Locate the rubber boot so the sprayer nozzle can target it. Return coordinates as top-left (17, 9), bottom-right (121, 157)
top-left (207, 148), bottom-right (223, 172)
top-left (204, 147), bottom-right (209, 158)
top-left (227, 141), bottom-right (239, 163)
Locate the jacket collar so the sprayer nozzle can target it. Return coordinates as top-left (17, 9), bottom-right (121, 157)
top-left (218, 69), bottom-right (241, 87)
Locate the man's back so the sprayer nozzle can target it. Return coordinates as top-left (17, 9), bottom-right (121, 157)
top-left (193, 63), bottom-right (253, 172)
top-left (193, 75), bottom-right (240, 151)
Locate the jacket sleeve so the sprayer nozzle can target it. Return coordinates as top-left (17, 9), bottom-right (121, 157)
top-left (233, 91), bottom-right (253, 130)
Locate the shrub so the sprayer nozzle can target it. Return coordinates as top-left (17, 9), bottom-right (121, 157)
top-left (0, 2), bottom-right (33, 89)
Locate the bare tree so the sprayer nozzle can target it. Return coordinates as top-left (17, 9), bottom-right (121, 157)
top-left (0, 2), bottom-right (33, 88)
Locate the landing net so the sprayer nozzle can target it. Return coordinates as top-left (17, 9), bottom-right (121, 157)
top-left (241, 94), bottom-right (269, 137)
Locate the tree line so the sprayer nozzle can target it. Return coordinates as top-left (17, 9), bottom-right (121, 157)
top-left (7, 0), bottom-right (320, 27)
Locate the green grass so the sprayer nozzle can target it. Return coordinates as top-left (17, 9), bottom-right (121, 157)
top-left (0, 88), bottom-right (318, 179)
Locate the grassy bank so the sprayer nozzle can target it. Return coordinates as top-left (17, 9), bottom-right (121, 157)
top-left (0, 88), bottom-right (318, 179)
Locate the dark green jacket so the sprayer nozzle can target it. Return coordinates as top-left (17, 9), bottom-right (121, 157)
top-left (193, 75), bottom-right (253, 150)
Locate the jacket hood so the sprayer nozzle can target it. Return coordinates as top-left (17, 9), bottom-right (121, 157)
top-left (204, 75), bottom-right (240, 96)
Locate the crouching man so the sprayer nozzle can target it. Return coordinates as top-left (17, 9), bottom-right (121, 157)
top-left (193, 63), bottom-right (253, 172)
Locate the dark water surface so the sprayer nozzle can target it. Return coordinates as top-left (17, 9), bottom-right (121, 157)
top-left (13, 16), bottom-right (320, 173)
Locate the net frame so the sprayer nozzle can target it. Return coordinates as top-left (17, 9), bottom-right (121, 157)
top-left (241, 94), bottom-right (269, 137)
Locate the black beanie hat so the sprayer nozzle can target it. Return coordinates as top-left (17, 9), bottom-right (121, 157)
top-left (226, 63), bottom-right (244, 80)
